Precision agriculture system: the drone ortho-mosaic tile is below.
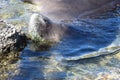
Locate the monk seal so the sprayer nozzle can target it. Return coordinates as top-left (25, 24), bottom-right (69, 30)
top-left (28, 12), bottom-right (120, 59)
top-left (27, 0), bottom-right (120, 44)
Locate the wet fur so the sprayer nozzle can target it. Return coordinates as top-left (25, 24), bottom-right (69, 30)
top-left (29, 13), bottom-right (67, 42)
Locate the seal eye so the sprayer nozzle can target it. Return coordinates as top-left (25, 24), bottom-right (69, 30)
top-left (43, 18), bottom-right (48, 23)
top-left (43, 18), bottom-right (51, 29)
top-left (43, 18), bottom-right (51, 25)
top-left (40, 34), bottom-right (43, 37)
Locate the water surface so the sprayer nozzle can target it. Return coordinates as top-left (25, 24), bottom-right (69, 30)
top-left (0, 0), bottom-right (120, 80)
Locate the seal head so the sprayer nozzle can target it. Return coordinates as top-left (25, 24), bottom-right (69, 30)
top-left (28, 13), bottom-right (66, 43)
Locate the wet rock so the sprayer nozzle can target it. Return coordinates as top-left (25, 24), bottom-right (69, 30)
top-left (0, 20), bottom-right (27, 54)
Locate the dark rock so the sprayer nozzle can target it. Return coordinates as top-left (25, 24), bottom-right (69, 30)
top-left (0, 20), bottom-right (27, 54)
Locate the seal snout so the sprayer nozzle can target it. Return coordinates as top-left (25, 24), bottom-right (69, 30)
top-left (29, 13), bottom-right (47, 37)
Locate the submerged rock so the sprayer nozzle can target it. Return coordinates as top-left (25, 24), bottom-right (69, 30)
top-left (0, 20), bottom-right (27, 54)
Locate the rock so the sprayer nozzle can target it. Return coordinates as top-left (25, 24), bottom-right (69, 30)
top-left (0, 20), bottom-right (27, 54)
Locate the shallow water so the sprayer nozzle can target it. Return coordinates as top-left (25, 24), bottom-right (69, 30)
top-left (0, 0), bottom-right (120, 80)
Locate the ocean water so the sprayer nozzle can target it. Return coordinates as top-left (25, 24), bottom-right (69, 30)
top-left (12, 7), bottom-right (120, 80)
top-left (0, 1), bottom-right (120, 80)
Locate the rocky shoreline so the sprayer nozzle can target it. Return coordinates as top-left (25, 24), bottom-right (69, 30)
top-left (0, 20), bottom-right (27, 54)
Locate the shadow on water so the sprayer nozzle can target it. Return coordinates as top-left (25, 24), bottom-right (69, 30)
top-left (12, 49), bottom-right (46, 80)
top-left (12, 48), bottom-right (67, 80)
